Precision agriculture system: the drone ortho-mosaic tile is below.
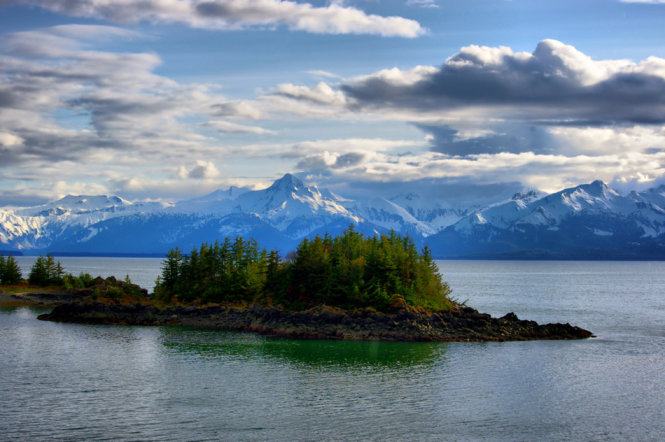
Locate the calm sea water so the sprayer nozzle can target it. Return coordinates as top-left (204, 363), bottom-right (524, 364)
top-left (2, 259), bottom-right (665, 440)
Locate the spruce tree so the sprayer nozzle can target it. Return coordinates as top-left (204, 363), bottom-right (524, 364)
top-left (0, 255), bottom-right (5, 284)
top-left (29, 257), bottom-right (49, 285)
top-left (3, 256), bottom-right (22, 285)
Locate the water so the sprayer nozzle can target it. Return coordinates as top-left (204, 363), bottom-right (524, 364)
top-left (1, 259), bottom-right (665, 440)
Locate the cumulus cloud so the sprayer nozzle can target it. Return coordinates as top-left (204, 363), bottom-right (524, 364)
top-left (271, 39), bottom-right (665, 157)
top-left (339, 39), bottom-right (665, 125)
top-left (3, 0), bottom-right (424, 37)
top-left (178, 160), bottom-right (221, 180)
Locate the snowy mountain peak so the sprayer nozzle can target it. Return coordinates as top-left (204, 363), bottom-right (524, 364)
top-left (57, 194), bottom-right (129, 207)
top-left (267, 173), bottom-right (305, 192)
top-left (575, 180), bottom-right (617, 199)
top-left (16, 194), bottom-right (132, 217)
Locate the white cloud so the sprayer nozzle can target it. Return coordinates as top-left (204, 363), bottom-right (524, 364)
top-left (306, 70), bottom-right (340, 79)
top-left (0, 25), bottom-right (268, 168)
top-left (269, 40), bottom-right (665, 159)
top-left (274, 39), bottom-right (665, 127)
top-left (0, 131), bottom-right (24, 148)
top-left (301, 149), bottom-right (665, 194)
top-left (5, 0), bottom-right (424, 38)
top-left (205, 120), bottom-right (276, 135)
top-left (406, 0), bottom-right (439, 8)
top-left (178, 160), bottom-right (221, 180)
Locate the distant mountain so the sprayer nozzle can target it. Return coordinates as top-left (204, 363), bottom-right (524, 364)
top-left (389, 192), bottom-right (473, 231)
top-left (174, 185), bottom-right (250, 213)
top-left (0, 195), bottom-right (167, 250)
top-left (3, 175), bottom-right (665, 259)
top-left (426, 181), bottom-right (665, 259)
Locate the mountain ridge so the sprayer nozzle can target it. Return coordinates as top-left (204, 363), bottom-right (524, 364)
top-left (3, 175), bottom-right (665, 259)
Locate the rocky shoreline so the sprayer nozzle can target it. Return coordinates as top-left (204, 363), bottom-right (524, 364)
top-left (38, 302), bottom-right (593, 342)
top-left (0, 290), bottom-right (83, 308)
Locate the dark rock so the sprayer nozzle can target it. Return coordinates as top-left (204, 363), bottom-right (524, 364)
top-left (37, 302), bottom-right (594, 342)
top-left (501, 312), bottom-right (519, 322)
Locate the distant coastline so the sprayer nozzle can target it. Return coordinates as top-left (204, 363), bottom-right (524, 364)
top-left (8, 252), bottom-right (665, 261)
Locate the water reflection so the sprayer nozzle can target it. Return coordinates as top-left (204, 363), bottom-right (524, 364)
top-left (159, 327), bottom-right (446, 369)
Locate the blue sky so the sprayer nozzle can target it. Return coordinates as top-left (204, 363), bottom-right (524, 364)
top-left (2, 0), bottom-right (665, 204)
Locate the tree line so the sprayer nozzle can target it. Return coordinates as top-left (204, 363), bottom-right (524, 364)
top-left (154, 228), bottom-right (453, 312)
top-left (0, 255), bottom-right (97, 289)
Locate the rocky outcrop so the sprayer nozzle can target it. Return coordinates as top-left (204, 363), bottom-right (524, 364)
top-left (38, 303), bottom-right (593, 342)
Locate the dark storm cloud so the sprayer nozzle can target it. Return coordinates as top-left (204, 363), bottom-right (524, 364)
top-left (341, 39), bottom-right (665, 126)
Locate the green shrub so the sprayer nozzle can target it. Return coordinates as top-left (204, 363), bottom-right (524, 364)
top-left (105, 286), bottom-right (124, 301)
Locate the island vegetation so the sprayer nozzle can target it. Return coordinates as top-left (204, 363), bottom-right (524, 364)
top-left (0, 230), bottom-right (593, 342)
top-left (0, 254), bottom-right (146, 307)
top-left (154, 228), bottom-right (453, 312)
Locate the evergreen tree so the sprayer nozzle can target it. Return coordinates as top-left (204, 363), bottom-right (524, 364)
top-left (29, 257), bottom-right (49, 285)
top-left (0, 255), bottom-right (5, 284)
top-left (161, 248), bottom-right (183, 294)
top-left (29, 256), bottom-right (66, 286)
top-left (155, 230), bottom-right (453, 312)
top-left (2, 256), bottom-right (22, 285)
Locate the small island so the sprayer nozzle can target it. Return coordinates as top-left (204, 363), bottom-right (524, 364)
top-left (3, 229), bottom-right (592, 341)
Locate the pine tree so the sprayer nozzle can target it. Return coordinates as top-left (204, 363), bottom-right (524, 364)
top-left (161, 248), bottom-right (182, 293)
top-left (29, 257), bottom-right (49, 286)
top-left (0, 255), bottom-right (5, 284)
top-left (2, 256), bottom-right (22, 285)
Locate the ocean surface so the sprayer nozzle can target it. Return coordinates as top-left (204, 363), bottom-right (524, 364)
top-left (2, 259), bottom-right (665, 440)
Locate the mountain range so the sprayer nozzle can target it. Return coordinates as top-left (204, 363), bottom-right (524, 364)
top-left (2, 174), bottom-right (665, 259)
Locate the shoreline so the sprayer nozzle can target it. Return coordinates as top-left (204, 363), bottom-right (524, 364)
top-left (0, 289), bottom-right (82, 309)
top-left (37, 302), bottom-right (593, 342)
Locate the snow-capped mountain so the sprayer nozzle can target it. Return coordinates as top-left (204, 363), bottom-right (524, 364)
top-left (175, 185), bottom-right (250, 213)
top-left (426, 181), bottom-right (665, 259)
top-left (4, 176), bottom-right (665, 258)
top-left (226, 174), bottom-right (360, 236)
top-left (0, 174), bottom-right (369, 254)
top-left (174, 174), bottom-right (360, 238)
top-left (0, 195), bottom-right (167, 250)
top-left (389, 192), bottom-right (473, 231)
top-left (341, 196), bottom-right (436, 237)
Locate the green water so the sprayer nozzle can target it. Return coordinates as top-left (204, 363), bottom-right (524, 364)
top-left (2, 260), bottom-right (665, 440)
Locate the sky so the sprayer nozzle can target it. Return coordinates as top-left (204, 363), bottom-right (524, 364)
top-left (2, 0), bottom-right (665, 205)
